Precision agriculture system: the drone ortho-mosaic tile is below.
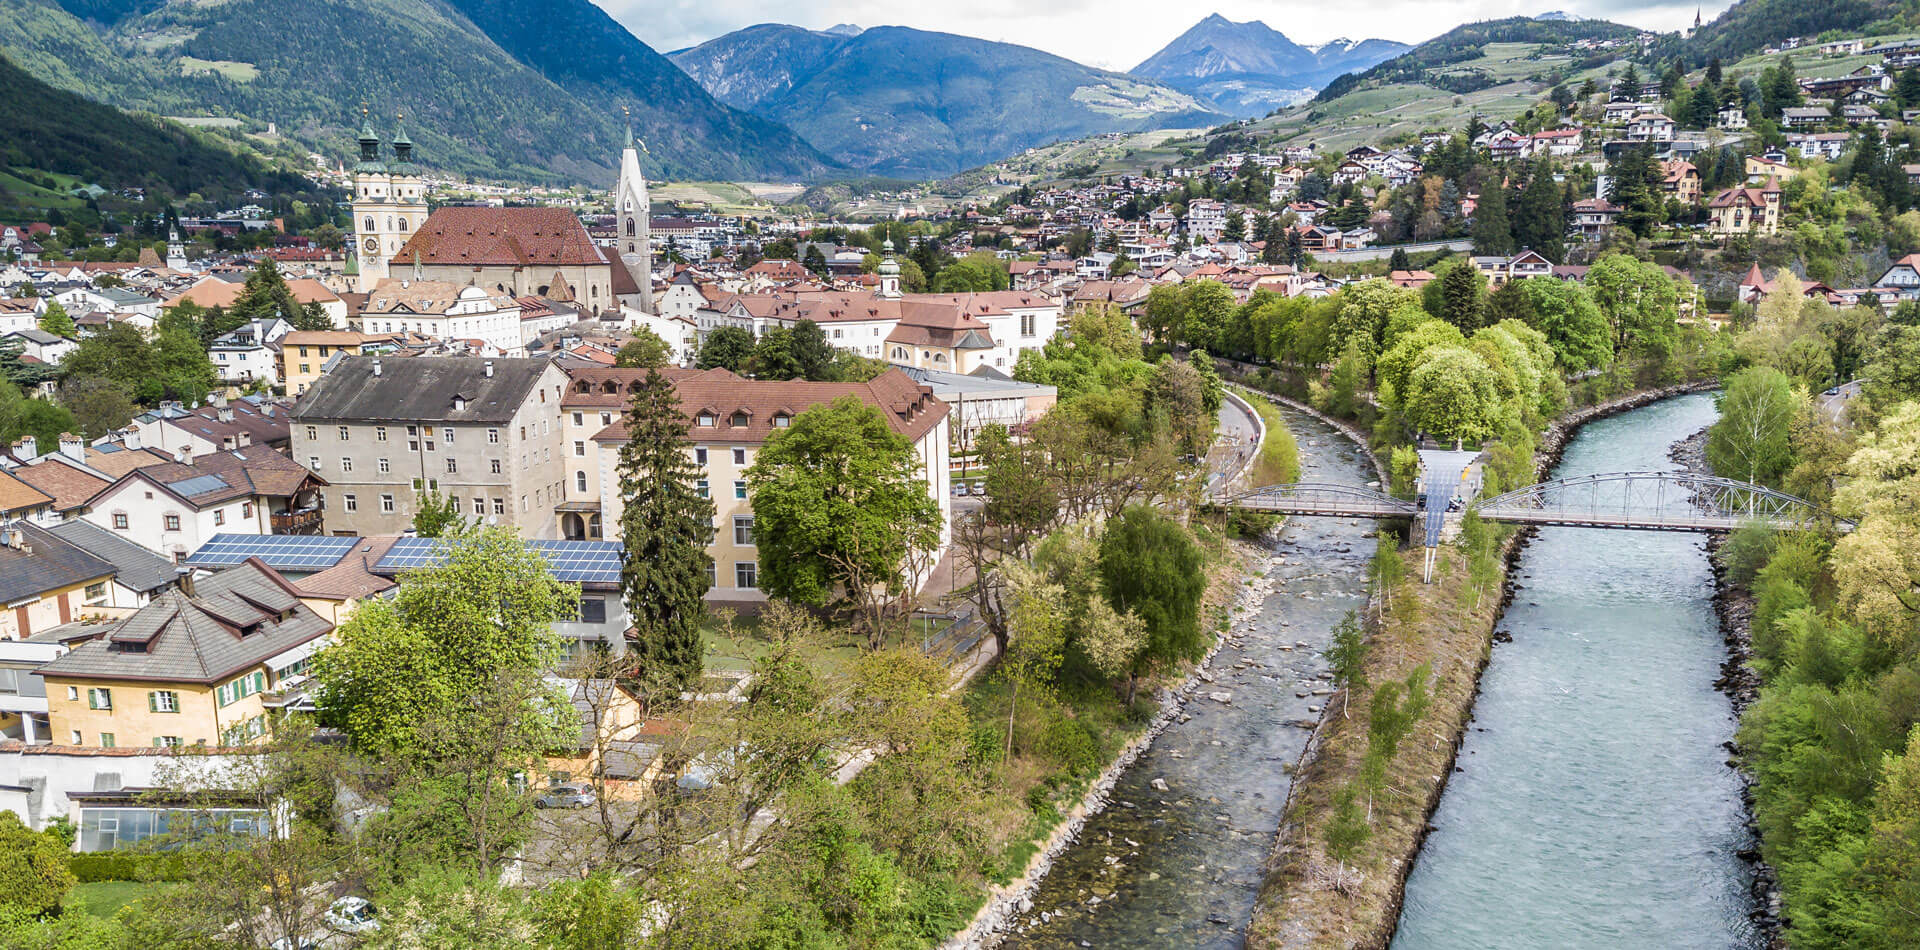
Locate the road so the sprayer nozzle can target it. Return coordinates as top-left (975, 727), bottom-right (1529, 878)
top-left (1312, 238), bottom-right (1474, 263)
top-left (1818, 378), bottom-right (1861, 425)
top-left (1207, 390), bottom-right (1261, 492)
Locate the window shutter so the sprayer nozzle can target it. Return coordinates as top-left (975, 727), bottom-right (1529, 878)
top-left (216, 684), bottom-right (229, 707)
top-left (147, 692), bottom-right (157, 713)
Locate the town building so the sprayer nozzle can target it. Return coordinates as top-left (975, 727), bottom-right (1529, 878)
top-left (289, 356), bottom-right (570, 539)
top-left (34, 558), bottom-right (332, 749)
top-left (1707, 179), bottom-right (1783, 236)
top-left (358, 277), bottom-right (523, 355)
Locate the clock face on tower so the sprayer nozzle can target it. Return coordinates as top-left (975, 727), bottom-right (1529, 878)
top-left (362, 236), bottom-right (379, 255)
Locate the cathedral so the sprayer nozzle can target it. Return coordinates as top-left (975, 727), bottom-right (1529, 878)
top-left (349, 117), bottom-right (653, 314)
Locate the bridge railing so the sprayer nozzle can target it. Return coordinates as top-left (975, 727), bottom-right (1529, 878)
top-left (1210, 482), bottom-right (1417, 516)
top-left (1472, 471), bottom-right (1854, 532)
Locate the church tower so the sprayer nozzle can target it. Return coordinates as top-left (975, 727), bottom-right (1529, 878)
top-left (878, 239), bottom-right (902, 299)
top-left (349, 110), bottom-right (427, 294)
top-left (165, 225), bottom-right (187, 271)
top-left (613, 118), bottom-right (655, 313)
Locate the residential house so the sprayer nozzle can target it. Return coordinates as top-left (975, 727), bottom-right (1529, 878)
top-left (0, 522), bottom-right (120, 640)
top-left (1781, 106), bottom-right (1833, 129)
top-left (82, 446), bottom-right (326, 561)
top-left (1718, 106), bottom-right (1750, 130)
top-left (1471, 250), bottom-right (1554, 285)
top-left (571, 366), bottom-right (951, 602)
top-left (1569, 198), bottom-right (1621, 239)
top-left (34, 558), bottom-right (332, 749)
top-left (1658, 159), bottom-right (1703, 204)
top-left (1786, 132), bottom-right (1850, 161)
top-left (1707, 180), bottom-right (1784, 237)
top-left (277, 331), bottom-right (385, 396)
top-left (1186, 199), bottom-right (1227, 243)
top-left (2, 329), bottom-right (73, 366)
top-left (167, 275), bottom-right (347, 328)
top-left (133, 395), bottom-right (294, 458)
top-left (1746, 154), bottom-right (1797, 182)
top-left (289, 356), bottom-right (570, 539)
top-left (207, 318), bottom-right (289, 385)
top-left (1626, 112), bottom-right (1677, 142)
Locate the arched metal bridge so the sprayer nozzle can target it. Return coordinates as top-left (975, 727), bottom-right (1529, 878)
top-left (1211, 471), bottom-right (1853, 534)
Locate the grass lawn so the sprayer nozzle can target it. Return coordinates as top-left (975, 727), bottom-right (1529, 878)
top-left (66, 880), bottom-right (166, 918)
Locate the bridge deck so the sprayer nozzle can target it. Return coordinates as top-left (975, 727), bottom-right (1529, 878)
top-left (1223, 499), bottom-right (1414, 517)
top-left (1472, 509), bottom-right (1814, 532)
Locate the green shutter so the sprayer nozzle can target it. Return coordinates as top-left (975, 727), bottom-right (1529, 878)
top-left (147, 692), bottom-right (157, 713)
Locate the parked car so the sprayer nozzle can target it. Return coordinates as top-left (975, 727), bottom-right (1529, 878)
top-left (324, 896), bottom-right (380, 934)
top-left (952, 481), bottom-right (969, 496)
top-left (535, 782), bottom-right (596, 809)
top-left (269, 937), bottom-right (318, 950)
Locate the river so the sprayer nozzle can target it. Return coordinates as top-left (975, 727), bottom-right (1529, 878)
top-left (1002, 406), bottom-right (1378, 947)
top-left (1393, 392), bottom-right (1760, 949)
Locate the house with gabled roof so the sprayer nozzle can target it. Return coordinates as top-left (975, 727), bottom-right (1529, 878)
top-left (81, 446), bottom-right (327, 563)
top-left (1707, 179), bottom-right (1783, 236)
top-left (34, 558), bottom-right (332, 749)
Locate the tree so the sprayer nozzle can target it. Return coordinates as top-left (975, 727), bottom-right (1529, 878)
top-left (0, 811), bottom-right (74, 917)
top-left (1471, 180), bottom-right (1513, 255)
top-left (35, 301), bottom-right (74, 337)
top-left (230, 258), bottom-right (306, 325)
top-left (1707, 367), bottom-right (1798, 488)
top-left (1833, 402), bottom-right (1920, 638)
top-left (1141, 283), bottom-right (1188, 344)
top-left (1182, 280), bottom-right (1236, 352)
top-left (1516, 277), bottom-right (1612, 371)
top-left (53, 376), bottom-right (133, 439)
top-left (1586, 254), bottom-right (1679, 358)
top-left (748, 326), bottom-right (803, 380)
top-left (616, 369), bottom-right (716, 696)
top-left (746, 397), bottom-right (942, 647)
top-left (696, 326), bottom-right (755, 372)
top-left (411, 490), bottom-right (465, 538)
top-left (613, 328), bottom-right (672, 368)
top-left (1097, 506), bottom-right (1205, 703)
top-left (1388, 247), bottom-right (1411, 271)
top-left (790, 319), bottom-right (835, 381)
top-left (1607, 145), bottom-right (1664, 236)
top-left (1512, 165), bottom-right (1566, 262)
top-left (1000, 565), bottom-right (1067, 757)
top-left (1402, 345), bottom-right (1503, 443)
top-left (1322, 609), bottom-right (1368, 719)
top-left (1436, 261), bottom-right (1486, 331)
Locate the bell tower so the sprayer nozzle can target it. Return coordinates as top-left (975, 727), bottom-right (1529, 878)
top-left (349, 108), bottom-right (391, 294)
top-left (613, 110), bottom-right (654, 313)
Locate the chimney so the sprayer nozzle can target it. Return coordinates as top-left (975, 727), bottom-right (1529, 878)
top-left (175, 567), bottom-right (195, 598)
top-left (213, 392), bottom-right (228, 410)
top-left (483, 360), bottom-right (494, 378)
top-left (218, 406), bottom-right (234, 424)
top-left (172, 445), bottom-right (192, 464)
top-left (238, 432), bottom-right (252, 448)
top-left (119, 426), bottom-right (141, 451)
top-left (372, 358), bottom-right (382, 377)
top-left (57, 432), bottom-right (84, 463)
top-left (12, 435), bottom-right (35, 460)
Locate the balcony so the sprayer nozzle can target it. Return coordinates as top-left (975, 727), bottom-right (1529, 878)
top-left (271, 508), bottom-right (323, 535)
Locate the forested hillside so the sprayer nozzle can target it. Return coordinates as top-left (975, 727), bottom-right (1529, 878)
top-left (1314, 17), bottom-right (1637, 102)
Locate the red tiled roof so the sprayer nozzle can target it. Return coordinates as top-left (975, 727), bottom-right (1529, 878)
top-left (572, 366), bottom-right (947, 446)
top-left (395, 206), bottom-right (604, 268)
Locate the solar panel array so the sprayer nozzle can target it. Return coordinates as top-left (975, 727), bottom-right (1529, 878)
top-left (185, 534), bottom-right (361, 571)
top-left (372, 537), bottom-right (625, 586)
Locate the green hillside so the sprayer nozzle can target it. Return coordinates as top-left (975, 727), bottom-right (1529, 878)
top-left (0, 51), bottom-right (325, 217)
top-left (0, 0), bottom-right (835, 185)
top-left (1683, 0), bottom-right (1915, 62)
top-left (1314, 17), bottom-right (1638, 102)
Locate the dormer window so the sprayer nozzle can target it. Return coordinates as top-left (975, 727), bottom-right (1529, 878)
top-left (730, 411), bottom-right (750, 428)
top-left (452, 396), bottom-right (466, 411)
top-left (772, 413), bottom-right (791, 428)
top-left (697, 413), bottom-right (715, 427)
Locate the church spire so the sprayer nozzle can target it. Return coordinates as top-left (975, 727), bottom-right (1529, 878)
top-left (623, 104), bottom-right (633, 149)
top-left (390, 110), bottom-right (413, 167)
top-left (355, 103), bottom-right (385, 172)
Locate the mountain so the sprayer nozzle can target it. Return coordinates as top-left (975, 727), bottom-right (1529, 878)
top-left (668, 23), bottom-right (855, 112)
top-left (1684, 0), bottom-right (1900, 61)
top-left (0, 51), bottom-right (324, 214)
top-left (1132, 14), bottom-right (1409, 116)
top-left (671, 24), bottom-right (1226, 179)
top-left (0, 0), bottom-right (836, 184)
top-left (1313, 16), bottom-right (1638, 102)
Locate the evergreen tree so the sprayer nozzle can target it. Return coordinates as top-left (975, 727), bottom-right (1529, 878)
top-left (1660, 64), bottom-right (1684, 100)
top-left (1706, 57), bottom-right (1723, 86)
top-left (1614, 64), bottom-right (1641, 100)
top-left (1223, 211), bottom-right (1246, 242)
top-left (1437, 263), bottom-right (1486, 331)
top-left (36, 301), bottom-right (75, 337)
top-left (1607, 146), bottom-right (1664, 236)
top-left (1688, 78), bottom-right (1719, 129)
top-left (1901, 67), bottom-right (1920, 109)
top-left (789, 319), bottom-right (834, 380)
top-left (616, 369), bottom-right (716, 695)
top-left (1470, 182), bottom-right (1514, 255)
top-left (1513, 164), bottom-right (1566, 263)
top-left (1388, 247), bottom-right (1411, 271)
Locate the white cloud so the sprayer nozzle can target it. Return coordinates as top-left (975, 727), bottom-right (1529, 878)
top-left (598, 0), bottom-right (1734, 71)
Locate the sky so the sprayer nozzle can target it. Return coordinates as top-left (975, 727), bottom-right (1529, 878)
top-left (601, 0), bottom-right (1735, 71)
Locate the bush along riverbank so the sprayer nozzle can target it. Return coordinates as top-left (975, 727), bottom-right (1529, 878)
top-left (1671, 425), bottom-right (1786, 944)
top-left (1242, 379), bottom-right (1722, 949)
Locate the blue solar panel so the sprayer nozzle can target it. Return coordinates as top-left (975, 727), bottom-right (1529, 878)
top-left (371, 537), bottom-right (624, 585)
top-left (185, 534), bottom-right (361, 571)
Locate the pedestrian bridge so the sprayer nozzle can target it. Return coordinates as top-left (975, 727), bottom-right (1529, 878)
top-left (1212, 471), bottom-right (1852, 535)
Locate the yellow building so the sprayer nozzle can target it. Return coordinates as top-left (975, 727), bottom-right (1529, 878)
top-left (278, 331), bottom-right (383, 397)
top-left (1707, 179), bottom-right (1783, 237)
top-left (35, 559), bottom-right (332, 749)
top-left (0, 522), bottom-right (118, 641)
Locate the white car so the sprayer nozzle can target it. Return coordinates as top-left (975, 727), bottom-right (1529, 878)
top-left (325, 896), bottom-right (380, 935)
